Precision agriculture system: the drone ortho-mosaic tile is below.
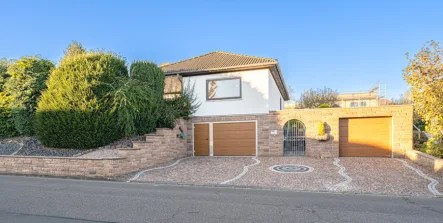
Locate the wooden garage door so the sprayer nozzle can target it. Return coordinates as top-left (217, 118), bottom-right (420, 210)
top-left (339, 117), bottom-right (392, 157)
top-left (213, 122), bottom-right (256, 156)
top-left (194, 124), bottom-right (210, 156)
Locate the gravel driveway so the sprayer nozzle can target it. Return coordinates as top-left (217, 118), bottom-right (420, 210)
top-left (339, 158), bottom-right (443, 197)
top-left (133, 156), bottom-right (443, 197)
top-left (136, 157), bottom-right (255, 184)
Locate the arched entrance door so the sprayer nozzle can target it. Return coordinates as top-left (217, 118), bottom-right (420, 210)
top-left (283, 119), bottom-right (306, 156)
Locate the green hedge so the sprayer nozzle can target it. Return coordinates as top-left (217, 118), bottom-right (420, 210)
top-left (35, 52), bottom-right (128, 148)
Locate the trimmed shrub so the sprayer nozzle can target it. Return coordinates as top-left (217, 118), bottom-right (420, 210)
top-left (318, 104), bottom-right (330, 108)
top-left (35, 52), bottom-right (128, 148)
top-left (317, 122), bottom-right (326, 136)
top-left (4, 56), bottom-right (54, 135)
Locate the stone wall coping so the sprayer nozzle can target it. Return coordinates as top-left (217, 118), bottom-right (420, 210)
top-left (273, 104), bottom-right (413, 113)
top-left (0, 155), bottom-right (126, 161)
top-left (118, 147), bottom-right (141, 151)
top-left (132, 141), bottom-right (151, 144)
top-left (406, 150), bottom-right (443, 162)
top-left (189, 113), bottom-right (269, 118)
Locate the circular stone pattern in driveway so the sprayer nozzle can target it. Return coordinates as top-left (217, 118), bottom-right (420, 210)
top-left (229, 157), bottom-right (343, 192)
top-left (270, 164), bottom-right (314, 173)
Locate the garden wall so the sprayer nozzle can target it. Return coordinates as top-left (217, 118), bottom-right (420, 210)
top-left (188, 105), bottom-right (413, 158)
top-left (268, 105), bottom-right (413, 158)
top-left (0, 119), bottom-right (188, 178)
top-left (406, 150), bottom-right (443, 179)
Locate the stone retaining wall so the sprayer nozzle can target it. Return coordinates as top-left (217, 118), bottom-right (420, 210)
top-left (0, 119), bottom-right (188, 178)
top-left (405, 150), bottom-right (443, 179)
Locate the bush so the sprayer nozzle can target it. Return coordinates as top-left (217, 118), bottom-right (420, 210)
top-left (318, 104), bottom-right (330, 108)
top-left (317, 122), bottom-right (326, 136)
top-left (419, 137), bottom-right (443, 158)
top-left (4, 56), bottom-right (54, 135)
top-left (157, 81), bottom-right (200, 128)
top-left (35, 51), bottom-right (128, 148)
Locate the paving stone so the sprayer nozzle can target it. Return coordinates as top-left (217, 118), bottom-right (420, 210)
top-left (137, 157), bottom-right (255, 184)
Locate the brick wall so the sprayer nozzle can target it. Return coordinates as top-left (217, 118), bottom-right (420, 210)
top-left (0, 119), bottom-right (188, 178)
top-left (187, 105), bottom-right (413, 158)
top-left (268, 105), bottom-right (413, 158)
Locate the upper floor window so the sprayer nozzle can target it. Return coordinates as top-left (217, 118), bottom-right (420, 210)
top-left (350, 102), bottom-right (358, 107)
top-left (206, 77), bottom-right (241, 100)
top-left (360, 101), bottom-right (367, 107)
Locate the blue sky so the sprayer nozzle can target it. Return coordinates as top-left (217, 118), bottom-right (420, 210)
top-left (1, 0), bottom-right (442, 99)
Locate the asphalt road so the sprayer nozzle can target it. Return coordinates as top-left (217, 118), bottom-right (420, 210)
top-left (0, 175), bottom-right (442, 223)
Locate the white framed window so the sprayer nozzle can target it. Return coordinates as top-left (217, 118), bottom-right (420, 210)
top-left (360, 102), bottom-right (367, 107)
top-left (350, 102), bottom-right (358, 107)
top-left (206, 77), bottom-right (241, 100)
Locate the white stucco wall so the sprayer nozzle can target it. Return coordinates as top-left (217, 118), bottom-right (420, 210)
top-left (268, 70), bottom-right (283, 111)
top-left (184, 69), bottom-right (282, 117)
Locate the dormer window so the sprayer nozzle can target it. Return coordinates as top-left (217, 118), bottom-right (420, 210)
top-left (206, 77), bottom-right (241, 100)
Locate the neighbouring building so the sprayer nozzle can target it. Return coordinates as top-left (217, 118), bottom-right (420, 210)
top-left (337, 82), bottom-right (387, 108)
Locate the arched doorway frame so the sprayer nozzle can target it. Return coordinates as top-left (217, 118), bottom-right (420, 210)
top-left (283, 119), bottom-right (306, 156)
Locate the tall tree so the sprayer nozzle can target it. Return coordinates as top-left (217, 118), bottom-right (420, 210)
top-left (0, 58), bottom-right (18, 137)
top-left (63, 41), bottom-right (86, 58)
top-left (4, 56), bottom-right (54, 135)
top-left (297, 87), bottom-right (338, 109)
top-left (403, 40), bottom-right (443, 137)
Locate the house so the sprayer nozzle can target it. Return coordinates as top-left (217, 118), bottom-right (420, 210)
top-left (160, 52), bottom-right (412, 158)
top-left (337, 82), bottom-right (387, 108)
top-left (337, 91), bottom-right (378, 108)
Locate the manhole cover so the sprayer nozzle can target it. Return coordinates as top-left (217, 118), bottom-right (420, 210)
top-left (270, 164), bottom-right (314, 173)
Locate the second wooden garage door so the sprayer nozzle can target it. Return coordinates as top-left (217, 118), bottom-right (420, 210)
top-left (213, 122), bottom-right (256, 156)
top-left (339, 117), bottom-right (392, 157)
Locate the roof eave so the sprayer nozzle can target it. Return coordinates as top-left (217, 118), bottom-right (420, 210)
top-left (273, 63), bottom-right (290, 101)
top-left (163, 62), bottom-right (278, 76)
